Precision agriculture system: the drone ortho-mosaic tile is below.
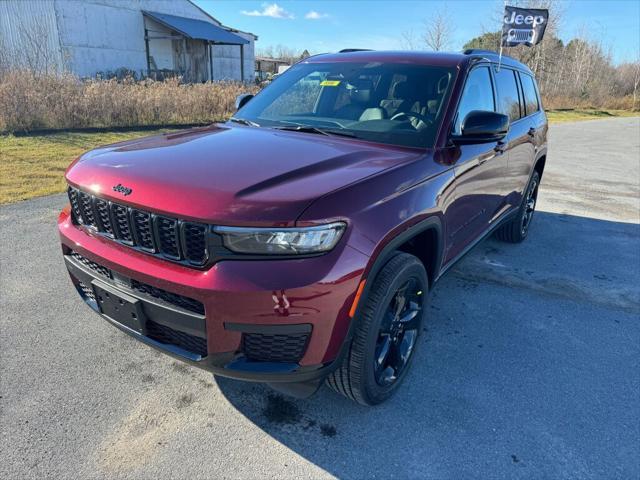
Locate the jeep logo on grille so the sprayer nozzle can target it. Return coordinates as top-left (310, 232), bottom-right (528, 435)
top-left (112, 183), bottom-right (132, 196)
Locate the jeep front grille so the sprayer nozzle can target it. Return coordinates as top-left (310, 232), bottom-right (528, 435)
top-left (94, 198), bottom-right (114, 236)
top-left (68, 186), bottom-right (209, 266)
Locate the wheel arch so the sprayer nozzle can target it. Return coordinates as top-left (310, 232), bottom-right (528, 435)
top-left (534, 153), bottom-right (547, 179)
top-left (362, 216), bottom-right (444, 293)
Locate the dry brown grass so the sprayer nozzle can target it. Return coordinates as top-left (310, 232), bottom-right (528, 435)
top-left (2, 70), bottom-right (637, 133)
top-left (543, 95), bottom-right (638, 111)
top-left (0, 70), bottom-right (259, 133)
top-left (1, 69), bottom-right (638, 205)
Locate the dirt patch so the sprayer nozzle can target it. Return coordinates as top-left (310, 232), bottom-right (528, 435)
top-left (176, 393), bottom-right (195, 409)
top-left (95, 371), bottom-right (214, 472)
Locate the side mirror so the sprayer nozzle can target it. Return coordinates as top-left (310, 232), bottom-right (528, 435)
top-left (235, 93), bottom-right (254, 111)
top-left (452, 110), bottom-right (509, 144)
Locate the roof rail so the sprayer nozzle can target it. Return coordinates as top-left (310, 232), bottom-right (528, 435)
top-left (338, 48), bottom-right (373, 53)
top-left (462, 48), bottom-right (499, 56)
top-left (462, 48), bottom-right (522, 67)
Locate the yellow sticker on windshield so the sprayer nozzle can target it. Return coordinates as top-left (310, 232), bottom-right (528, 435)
top-left (320, 80), bottom-right (341, 87)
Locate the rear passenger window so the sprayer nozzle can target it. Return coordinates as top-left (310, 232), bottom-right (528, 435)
top-left (494, 68), bottom-right (521, 121)
top-left (520, 73), bottom-right (540, 115)
top-left (454, 67), bottom-right (494, 134)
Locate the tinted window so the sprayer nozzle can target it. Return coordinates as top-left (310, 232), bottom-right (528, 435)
top-left (520, 73), bottom-right (540, 115)
top-left (494, 68), bottom-right (521, 121)
top-left (454, 67), bottom-right (494, 134)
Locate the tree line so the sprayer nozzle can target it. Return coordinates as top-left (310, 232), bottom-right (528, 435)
top-left (259, 2), bottom-right (639, 111)
top-left (399, 1), bottom-right (639, 110)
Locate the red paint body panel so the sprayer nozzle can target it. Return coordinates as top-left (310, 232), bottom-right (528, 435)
top-left (59, 208), bottom-right (368, 365)
top-left (66, 124), bottom-right (423, 226)
top-left (59, 50), bottom-right (547, 383)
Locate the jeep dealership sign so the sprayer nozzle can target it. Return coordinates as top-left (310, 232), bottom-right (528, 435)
top-left (502, 6), bottom-right (549, 47)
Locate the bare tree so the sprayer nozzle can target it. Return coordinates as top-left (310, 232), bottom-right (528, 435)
top-left (256, 45), bottom-right (310, 64)
top-left (423, 9), bottom-right (453, 51)
top-left (632, 62), bottom-right (640, 109)
top-left (400, 29), bottom-right (421, 51)
top-left (616, 59), bottom-right (640, 109)
top-left (1, 14), bottom-right (62, 76)
top-left (256, 45), bottom-right (275, 59)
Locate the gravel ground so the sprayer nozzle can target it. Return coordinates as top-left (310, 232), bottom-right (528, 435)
top-left (1, 117), bottom-right (639, 479)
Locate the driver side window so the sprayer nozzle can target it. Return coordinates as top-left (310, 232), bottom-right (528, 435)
top-left (454, 67), bottom-right (495, 134)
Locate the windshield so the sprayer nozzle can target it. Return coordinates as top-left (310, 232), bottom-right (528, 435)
top-left (235, 61), bottom-right (456, 148)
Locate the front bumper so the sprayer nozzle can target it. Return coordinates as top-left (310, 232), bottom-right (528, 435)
top-left (58, 209), bottom-right (368, 383)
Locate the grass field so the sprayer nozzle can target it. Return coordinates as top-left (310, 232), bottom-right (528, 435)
top-left (0, 128), bottom-right (182, 204)
top-left (545, 109), bottom-right (639, 123)
top-left (1, 109), bottom-right (638, 204)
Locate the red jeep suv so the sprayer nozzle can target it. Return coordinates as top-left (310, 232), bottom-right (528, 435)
top-left (59, 49), bottom-right (547, 405)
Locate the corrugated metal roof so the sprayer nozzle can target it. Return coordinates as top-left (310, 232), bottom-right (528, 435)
top-left (142, 10), bottom-right (249, 45)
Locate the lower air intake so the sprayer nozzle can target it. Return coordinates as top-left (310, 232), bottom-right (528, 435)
top-left (146, 320), bottom-right (208, 357)
top-left (243, 332), bottom-right (310, 363)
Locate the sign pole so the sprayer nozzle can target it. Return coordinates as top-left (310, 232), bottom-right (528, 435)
top-left (497, 0), bottom-right (507, 72)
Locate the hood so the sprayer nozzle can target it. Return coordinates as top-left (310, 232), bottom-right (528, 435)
top-left (66, 124), bottom-right (425, 226)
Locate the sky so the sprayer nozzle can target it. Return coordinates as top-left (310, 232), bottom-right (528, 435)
top-left (193, 0), bottom-right (640, 64)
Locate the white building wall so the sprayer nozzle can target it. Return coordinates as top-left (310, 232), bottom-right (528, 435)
top-left (211, 31), bottom-right (255, 82)
top-left (1, 0), bottom-right (255, 81)
top-left (0, 0), bottom-right (64, 73)
top-left (55, 0), bottom-right (148, 76)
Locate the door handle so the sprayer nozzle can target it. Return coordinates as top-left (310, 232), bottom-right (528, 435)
top-left (494, 141), bottom-right (507, 154)
top-left (528, 127), bottom-right (537, 138)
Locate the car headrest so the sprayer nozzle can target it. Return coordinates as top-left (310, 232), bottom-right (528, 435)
top-left (350, 79), bottom-right (373, 104)
top-left (437, 74), bottom-right (451, 94)
top-left (393, 81), bottom-right (419, 101)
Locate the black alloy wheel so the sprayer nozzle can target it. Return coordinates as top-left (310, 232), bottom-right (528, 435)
top-left (495, 170), bottom-right (541, 243)
top-left (326, 253), bottom-right (428, 405)
top-left (520, 175), bottom-right (539, 236)
top-left (373, 277), bottom-right (423, 386)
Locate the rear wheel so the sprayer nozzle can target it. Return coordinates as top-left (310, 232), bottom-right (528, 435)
top-left (326, 253), bottom-right (427, 406)
top-left (495, 170), bottom-right (540, 243)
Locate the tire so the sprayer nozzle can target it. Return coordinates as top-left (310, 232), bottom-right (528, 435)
top-left (326, 252), bottom-right (428, 406)
top-left (495, 170), bottom-right (540, 243)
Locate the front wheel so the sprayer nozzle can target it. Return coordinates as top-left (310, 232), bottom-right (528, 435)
top-left (326, 253), bottom-right (428, 406)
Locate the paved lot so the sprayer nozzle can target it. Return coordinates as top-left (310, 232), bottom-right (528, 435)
top-left (1, 117), bottom-right (639, 479)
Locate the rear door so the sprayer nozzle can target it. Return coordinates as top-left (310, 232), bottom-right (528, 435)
top-left (513, 72), bottom-right (547, 199)
top-left (444, 65), bottom-right (507, 263)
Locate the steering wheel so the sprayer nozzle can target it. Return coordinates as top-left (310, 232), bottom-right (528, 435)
top-left (390, 111), bottom-right (432, 125)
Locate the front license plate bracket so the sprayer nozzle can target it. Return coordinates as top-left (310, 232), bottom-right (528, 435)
top-left (92, 280), bottom-right (146, 335)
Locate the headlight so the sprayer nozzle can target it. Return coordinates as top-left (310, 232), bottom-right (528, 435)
top-left (214, 222), bottom-right (346, 255)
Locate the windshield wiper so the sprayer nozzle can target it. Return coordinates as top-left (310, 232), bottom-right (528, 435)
top-left (273, 124), bottom-right (331, 136)
top-left (230, 117), bottom-right (260, 127)
top-left (273, 124), bottom-right (357, 138)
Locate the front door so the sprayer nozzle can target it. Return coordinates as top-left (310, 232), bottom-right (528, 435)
top-left (444, 65), bottom-right (508, 263)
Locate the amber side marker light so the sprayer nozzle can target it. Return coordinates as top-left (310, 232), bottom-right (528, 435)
top-left (349, 280), bottom-right (367, 318)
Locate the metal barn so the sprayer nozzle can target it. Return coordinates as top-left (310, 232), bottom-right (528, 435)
top-left (0, 0), bottom-right (256, 82)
